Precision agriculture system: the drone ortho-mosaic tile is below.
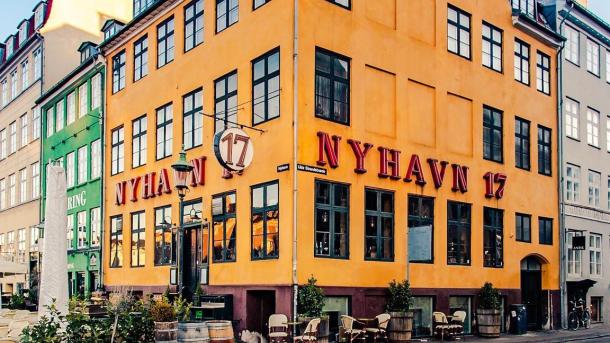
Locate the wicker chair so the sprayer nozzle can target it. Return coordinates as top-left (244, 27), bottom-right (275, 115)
top-left (268, 314), bottom-right (289, 343)
top-left (340, 315), bottom-right (365, 343)
top-left (449, 311), bottom-right (467, 339)
top-left (365, 313), bottom-right (391, 342)
top-left (433, 312), bottom-right (452, 341)
top-left (294, 318), bottom-right (321, 342)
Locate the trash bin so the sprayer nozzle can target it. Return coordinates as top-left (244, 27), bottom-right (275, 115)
top-left (509, 304), bottom-right (527, 335)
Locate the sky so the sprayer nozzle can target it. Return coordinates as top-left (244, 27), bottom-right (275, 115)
top-left (0, 0), bottom-right (610, 40)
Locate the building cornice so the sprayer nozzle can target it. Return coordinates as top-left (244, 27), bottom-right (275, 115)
top-left (513, 10), bottom-right (565, 48)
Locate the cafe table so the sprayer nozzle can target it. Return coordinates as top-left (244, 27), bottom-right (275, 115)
top-left (286, 321), bottom-right (303, 341)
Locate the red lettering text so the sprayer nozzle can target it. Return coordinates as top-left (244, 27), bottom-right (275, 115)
top-left (404, 154), bottom-right (426, 185)
top-left (317, 131), bottom-right (341, 168)
top-left (347, 139), bottom-right (373, 174)
top-left (378, 147), bottom-right (401, 180)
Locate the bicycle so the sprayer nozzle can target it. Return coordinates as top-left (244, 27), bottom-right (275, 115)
top-left (568, 298), bottom-right (591, 330)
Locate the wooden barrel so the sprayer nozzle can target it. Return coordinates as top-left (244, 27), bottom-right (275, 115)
top-left (387, 311), bottom-right (413, 343)
top-left (206, 320), bottom-right (234, 343)
top-left (476, 309), bottom-right (501, 338)
top-left (155, 321), bottom-right (179, 343)
top-left (179, 322), bottom-right (210, 342)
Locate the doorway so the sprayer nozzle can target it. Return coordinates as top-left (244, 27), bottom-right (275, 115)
top-left (182, 225), bottom-right (202, 298)
top-left (246, 291), bottom-right (276, 334)
top-left (521, 256), bottom-right (542, 330)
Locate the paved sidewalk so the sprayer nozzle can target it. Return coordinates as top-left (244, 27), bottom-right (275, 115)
top-left (410, 324), bottom-right (610, 342)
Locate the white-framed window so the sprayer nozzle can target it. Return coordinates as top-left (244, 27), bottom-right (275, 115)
top-left (1, 79), bottom-right (7, 106)
top-left (6, 231), bottom-right (14, 256)
top-left (606, 50), bottom-right (610, 82)
top-left (92, 73), bottom-right (102, 109)
top-left (78, 145), bottom-right (87, 184)
top-left (67, 91), bottom-right (76, 125)
top-left (55, 99), bottom-right (64, 132)
top-left (19, 23), bottom-right (28, 47)
top-left (31, 162), bottom-right (39, 199)
top-left (587, 108), bottom-right (599, 147)
top-left (566, 164), bottom-right (580, 203)
top-left (9, 121), bottom-right (16, 154)
top-left (607, 116), bottom-right (610, 152)
top-left (10, 70), bottom-right (18, 100)
top-left (0, 233), bottom-right (4, 252)
top-left (78, 83), bottom-right (88, 117)
top-left (21, 59), bottom-right (28, 90)
top-left (0, 179), bottom-right (5, 210)
top-left (77, 211), bottom-right (87, 249)
top-left (8, 174), bottom-right (16, 207)
top-left (590, 233), bottom-right (602, 277)
top-left (587, 39), bottom-right (600, 76)
top-left (33, 48), bottom-right (42, 80)
top-left (91, 207), bottom-right (100, 247)
top-left (46, 108), bottom-right (53, 137)
top-left (67, 214), bottom-right (74, 250)
top-left (567, 231), bottom-right (582, 276)
top-left (20, 114), bottom-right (28, 147)
top-left (565, 25), bottom-right (579, 65)
top-left (91, 139), bottom-right (101, 179)
top-left (0, 129), bottom-right (6, 159)
top-left (66, 152), bottom-right (75, 188)
top-left (19, 168), bottom-right (26, 203)
top-left (30, 226), bottom-right (39, 251)
top-left (35, 4), bottom-right (45, 28)
top-left (588, 170), bottom-right (601, 207)
top-left (32, 107), bottom-right (40, 139)
top-left (565, 98), bottom-right (579, 139)
top-left (6, 37), bottom-right (14, 57)
top-left (17, 228), bottom-right (25, 262)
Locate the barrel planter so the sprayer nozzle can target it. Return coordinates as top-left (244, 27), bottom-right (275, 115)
top-left (388, 311), bottom-right (413, 343)
top-left (179, 322), bottom-right (210, 343)
top-left (476, 309), bottom-right (501, 338)
top-left (206, 320), bottom-right (235, 343)
top-left (155, 321), bottom-right (179, 343)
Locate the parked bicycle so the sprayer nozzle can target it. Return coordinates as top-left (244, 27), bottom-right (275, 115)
top-left (568, 298), bottom-right (591, 330)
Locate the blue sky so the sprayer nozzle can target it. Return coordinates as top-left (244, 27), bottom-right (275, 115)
top-left (1, 0), bottom-right (610, 41)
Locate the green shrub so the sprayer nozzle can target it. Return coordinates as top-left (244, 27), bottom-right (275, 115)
top-left (478, 282), bottom-right (501, 310)
top-left (386, 279), bottom-right (413, 313)
top-left (297, 276), bottom-right (325, 318)
top-left (8, 293), bottom-right (26, 310)
top-left (151, 299), bottom-right (176, 322)
top-left (20, 302), bottom-right (64, 343)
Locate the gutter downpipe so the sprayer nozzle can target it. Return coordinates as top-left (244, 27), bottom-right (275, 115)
top-left (558, 1), bottom-right (574, 330)
top-left (292, 0), bottom-right (299, 326)
top-left (97, 53), bottom-right (106, 291)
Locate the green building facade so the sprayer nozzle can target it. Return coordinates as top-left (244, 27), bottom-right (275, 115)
top-left (38, 45), bottom-right (104, 296)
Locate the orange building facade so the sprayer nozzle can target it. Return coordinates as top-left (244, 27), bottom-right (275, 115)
top-left (102, 0), bottom-right (563, 334)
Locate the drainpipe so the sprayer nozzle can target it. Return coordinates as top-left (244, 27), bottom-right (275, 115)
top-left (97, 54), bottom-right (106, 291)
top-left (292, 0), bottom-right (299, 324)
top-left (557, 1), bottom-right (574, 330)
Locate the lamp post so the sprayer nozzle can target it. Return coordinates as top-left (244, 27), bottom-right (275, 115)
top-left (171, 147), bottom-right (193, 296)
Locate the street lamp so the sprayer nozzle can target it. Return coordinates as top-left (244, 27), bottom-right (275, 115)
top-left (171, 147), bottom-right (193, 296)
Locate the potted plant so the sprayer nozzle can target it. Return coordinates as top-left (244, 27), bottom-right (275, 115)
top-left (193, 285), bottom-right (205, 307)
top-left (476, 282), bottom-right (502, 338)
top-left (297, 276), bottom-right (329, 342)
top-left (386, 279), bottom-right (414, 342)
top-left (151, 298), bottom-right (178, 343)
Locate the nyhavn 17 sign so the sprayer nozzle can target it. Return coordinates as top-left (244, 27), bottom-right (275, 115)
top-left (214, 128), bottom-right (254, 172)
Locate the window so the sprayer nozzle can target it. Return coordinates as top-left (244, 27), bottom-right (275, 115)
top-left (254, 0), bottom-right (270, 9)
top-left (30, 226), bottom-right (39, 251)
top-left (154, 206), bottom-right (174, 265)
top-left (17, 229), bottom-right (25, 263)
top-left (215, 72), bottom-right (237, 133)
top-left (134, 35), bottom-right (148, 81)
top-left (19, 169), bottom-right (26, 203)
top-left (112, 50), bottom-right (126, 93)
top-left (447, 201), bottom-right (471, 265)
top-left (6, 232), bottom-right (14, 256)
top-left (31, 162), bottom-right (39, 199)
top-left (588, 170), bottom-right (601, 207)
top-left (607, 117), bottom-right (610, 153)
top-left (516, 213), bottom-right (531, 242)
top-left (67, 214), bottom-right (74, 250)
top-left (608, 177), bottom-right (610, 209)
top-left (110, 215), bottom-right (123, 268)
top-left (156, 103), bottom-right (173, 160)
top-left (565, 25), bottom-right (579, 64)
top-left (607, 50), bottom-right (610, 83)
top-left (482, 22), bottom-right (502, 72)
top-left (134, 0), bottom-right (155, 16)
top-left (79, 83), bottom-right (88, 117)
top-left (447, 5), bottom-right (471, 59)
top-left (252, 49), bottom-right (280, 125)
top-left (91, 139), bottom-right (101, 179)
top-left (483, 208), bottom-right (503, 268)
top-left (408, 196), bottom-right (434, 263)
top-left (34, 49), bottom-right (42, 80)
top-left (8, 174), bottom-right (15, 207)
top-left (111, 126), bottom-right (125, 175)
top-left (1, 80), bottom-right (7, 106)
top-left (449, 296), bottom-right (473, 334)
top-left (537, 125), bottom-right (552, 176)
top-left (512, 0), bottom-right (535, 16)
top-left (78, 145), bottom-right (87, 184)
top-left (157, 17), bottom-right (175, 68)
top-left (591, 297), bottom-right (603, 322)
top-left (251, 181), bottom-right (279, 259)
top-left (483, 106), bottom-right (503, 163)
top-left (66, 152), bottom-right (75, 187)
top-left (566, 164), bottom-right (581, 203)
top-left (315, 49), bottom-right (350, 125)
top-left (412, 297), bottom-right (434, 338)
top-left (586, 39), bottom-right (600, 76)
top-left (32, 107), bottom-right (41, 140)
top-left (212, 191), bottom-right (237, 262)
top-left (131, 211), bottom-right (146, 267)
top-left (587, 108), bottom-right (599, 147)
top-left (515, 117), bottom-right (530, 170)
top-left (538, 217), bottom-right (553, 245)
top-left (0, 130), bottom-right (5, 159)
top-left (327, 0), bottom-right (349, 8)
top-left (77, 211), bottom-right (86, 249)
top-left (132, 116), bottom-right (147, 168)
top-left (590, 233), bottom-right (602, 277)
top-left (9, 122), bottom-right (16, 154)
top-left (315, 181), bottom-right (349, 258)
top-left (0, 179), bottom-right (5, 210)
top-left (20, 114), bottom-right (28, 148)
top-left (565, 98), bottom-right (579, 139)
top-left (21, 60), bottom-right (28, 90)
top-left (10, 70), bottom-right (17, 99)
top-left (92, 73), bottom-right (102, 109)
top-left (185, 0), bottom-right (204, 51)
top-left (55, 99), bottom-right (64, 132)
top-left (216, 0), bottom-right (239, 33)
top-left (183, 89), bottom-right (203, 148)
top-left (567, 231), bottom-right (582, 276)
top-left (90, 207), bottom-right (100, 247)
top-left (536, 51), bottom-right (550, 95)
top-left (514, 39), bottom-right (530, 85)
top-left (364, 188), bottom-right (394, 261)
top-left (183, 199), bottom-right (203, 224)
top-left (67, 92), bottom-right (76, 125)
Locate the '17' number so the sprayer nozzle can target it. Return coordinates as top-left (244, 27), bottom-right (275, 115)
top-left (221, 132), bottom-right (250, 168)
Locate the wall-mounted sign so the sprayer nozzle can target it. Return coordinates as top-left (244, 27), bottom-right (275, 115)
top-left (277, 164), bottom-right (290, 173)
top-left (89, 254), bottom-right (97, 266)
top-left (67, 191), bottom-right (87, 210)
top-left (214, 128), bottom-right (254, 172)
top-left (572, 236), bottom-right (586, 250)
top-left (297, 164), bottom-right (327, 175)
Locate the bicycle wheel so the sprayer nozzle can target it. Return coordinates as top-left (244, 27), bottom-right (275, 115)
top-left (582, 311), bottom-right (591, 328)
top-left (568, 312), bottom-right (579, 330)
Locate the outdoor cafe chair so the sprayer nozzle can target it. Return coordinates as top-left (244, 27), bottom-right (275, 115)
top-left (294, 318), bottom-right (321, 342)
top-left (268, 314), bottom-right (289, 343)
top-left (340, 315), bottom-right (365, 343)
top-left (433, 312), bottom-right (452, 341)
top-left (364, 313), bottom-right (391, 342)
top-left (449, 311), bottom-right (466, 339)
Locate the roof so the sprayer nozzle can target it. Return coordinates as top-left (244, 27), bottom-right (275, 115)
top-left (567, 0), bottom-right (610, 34)
top-left (78, 41), bottom-right (97, 52)
top-left (101, 18), bottom-right (125, 32)
top-left (561, 0), bottom-right (610, 47)
top-left (513, 8), bottom-right (566, 48)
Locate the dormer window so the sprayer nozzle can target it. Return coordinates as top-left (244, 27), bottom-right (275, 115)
top-left (134, 0), bottom-right (155, 17)
top-left (34, 3), bottom-right (46, 29)
top-left (18, 22), bottom-right (28, 47)
top-left (78, 42), bottom-right (97, 63)
top-left (101, 19), bottom-right (125, 41)
top-left (6, 37), bottom-right (14, 57)
top-left (511, 0), bottom-right (536, 17)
